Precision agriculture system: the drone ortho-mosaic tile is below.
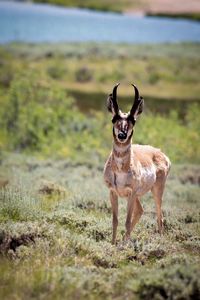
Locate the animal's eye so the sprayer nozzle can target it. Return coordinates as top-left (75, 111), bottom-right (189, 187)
top-left (112, 115), bottom-right (121, 124)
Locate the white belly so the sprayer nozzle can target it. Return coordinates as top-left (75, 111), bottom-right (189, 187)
top-left (105, 163), bottom-right (157, 198)
top-left (137, 165), bottom-right (156, 196)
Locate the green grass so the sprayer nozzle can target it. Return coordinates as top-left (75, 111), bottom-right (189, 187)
top-left (0, 68), bottom-right (199, 163)
top-left (1, 42), bottom-right (200, 102)
top-left (0, 155), bottom-right (200, 299)
top-left (32, 0), bottom-right (141, 13)
top-left (30, 0), bottom-right (200, 21)
top-left (0, 42), bottom-right (200, 299)
top-left (147, 12), bottom-right (200, 22)
top-left (0, 43), bottom-right (200, 163)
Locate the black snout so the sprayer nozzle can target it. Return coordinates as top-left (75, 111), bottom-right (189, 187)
top-left (118, 132), bottom-right (127, 140)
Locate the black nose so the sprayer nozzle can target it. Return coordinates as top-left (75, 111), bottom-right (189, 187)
top-left (118, 132), bottom-right (127, 140)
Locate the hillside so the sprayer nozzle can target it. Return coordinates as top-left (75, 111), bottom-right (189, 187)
top-left (30, 0), bottom-right (200, 20)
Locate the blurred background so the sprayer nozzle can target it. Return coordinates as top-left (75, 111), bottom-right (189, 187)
top-left (0, 1), bottom-right (200, 299)
top-left (0, 0), bottom-right (200, 163)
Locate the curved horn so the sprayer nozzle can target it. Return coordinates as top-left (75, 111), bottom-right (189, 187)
top-left (112, 82), bottom-right (120, 99)
top-left (130, 84), bottom-right (143, 117)
top-left (107, 83), bottom-right (120, 114)
top-left (132, 84), bottom-right (139, 101)
top-left (112, 82), bottom-right (120, 113)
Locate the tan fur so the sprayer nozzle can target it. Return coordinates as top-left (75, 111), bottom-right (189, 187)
top-left (104, 141), bottom-right (171, 244)
top-left (104, 84), bottom-right (170, 244)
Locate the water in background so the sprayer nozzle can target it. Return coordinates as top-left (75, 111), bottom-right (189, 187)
top-left (0, 1), bottom-right (200, 44)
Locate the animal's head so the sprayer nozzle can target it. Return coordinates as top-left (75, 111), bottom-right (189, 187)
top-left (107, 83), bottom-right (144, 144)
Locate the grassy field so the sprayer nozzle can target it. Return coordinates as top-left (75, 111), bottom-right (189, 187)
top-left (0, 43), bottom-right (200, 163)
top-left (2, 43), bottom-right (200, 102)
top-left (0, 155), bottom-right (200, 299)
top-left (32, 0), bottom-right (145, 13)
top-left (0, 42), bottom-right (200, 299)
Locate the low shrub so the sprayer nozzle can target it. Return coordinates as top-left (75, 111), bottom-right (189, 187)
top-left (0, 66), bottom-right (199, 164)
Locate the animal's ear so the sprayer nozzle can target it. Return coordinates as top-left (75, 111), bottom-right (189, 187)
top-left (106, 83), bottom-right (120, 115)
top-left (130, 84), bottom-right (144, 121)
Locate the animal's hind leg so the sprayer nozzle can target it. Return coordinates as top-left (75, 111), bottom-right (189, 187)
top-left (151, 174), bottom-right (167, 234)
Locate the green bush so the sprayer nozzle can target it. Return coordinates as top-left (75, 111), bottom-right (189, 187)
top-left (138, 265), bottom-right (200, 300)
top-left (0, 185), bottom-right (41, 222)
top-left (1, 71), bottom-right (75, 150)
top-left (135, 109), bottom-right (200, 163)
top-left (47, 65), bottom-right (65, 80)
top-left (0, 69), bottom-right (199, 164)
top-left (75, 67), bottom-right (93, 83)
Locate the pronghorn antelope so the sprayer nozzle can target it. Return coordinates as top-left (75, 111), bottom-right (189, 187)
top-left (103, 83), bottom-right (171, 244)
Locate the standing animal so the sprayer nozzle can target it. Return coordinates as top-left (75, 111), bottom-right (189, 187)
top-left (103, 83), bottom-right (171, 244)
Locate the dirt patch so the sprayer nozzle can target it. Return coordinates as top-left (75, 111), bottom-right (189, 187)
top-left (93, 256), bottom-right (117, 268)
top-left (0, 230), bottom-right (36, 254)
top-left (0, 178), bottom-right (9, 189)
top-left (38, 180), bottom-right (67, 195)
top-left (146, 0), bottom-right (200, 14)
top-left (125, 0), bottom-right (200, 15)
top-left (179, 170), bottom-right (200, 185)
top-left (76, 201), bottom-right (111, 214)
top-left (127, 248), bottom-right (166, 265)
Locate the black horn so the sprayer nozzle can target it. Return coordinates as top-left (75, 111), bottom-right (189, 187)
top-left (130, 84), bottom-right (144, 118)
top-left (107, 83), bottom-right (120, 115)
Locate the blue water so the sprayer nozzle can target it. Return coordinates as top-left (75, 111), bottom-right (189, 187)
top-left (0, 1), bottom-right (200, 44)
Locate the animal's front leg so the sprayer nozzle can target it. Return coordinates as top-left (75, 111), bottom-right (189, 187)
top-left (110, 190), bottom-right (118, 245)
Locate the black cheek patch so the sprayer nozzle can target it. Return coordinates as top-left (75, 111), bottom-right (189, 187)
top-left (112, 127), bottom-right (117, 137)
top-left (129, 130), bottom-right (133, 139)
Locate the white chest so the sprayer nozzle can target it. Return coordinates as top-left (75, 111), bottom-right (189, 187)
top-left (115, 171), bottom-right (129, 187)
top-left (113, 171), bottom-right (132, 197)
